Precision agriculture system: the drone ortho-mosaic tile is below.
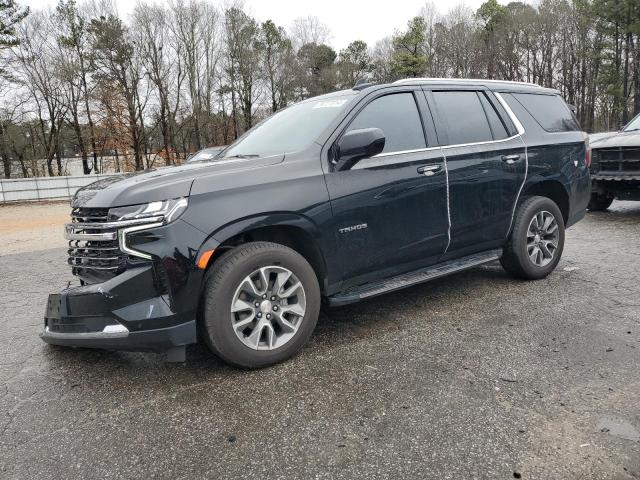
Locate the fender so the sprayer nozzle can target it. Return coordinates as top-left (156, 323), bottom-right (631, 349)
top-left (195, 212), bottom-right (328, 269)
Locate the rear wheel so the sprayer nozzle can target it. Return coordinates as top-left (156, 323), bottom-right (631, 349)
top-left (201, 241), bottom-right (320, 368)
top-left (501, 196), bottom-right (565, 280)
top-left (588, 193), bottom-right (614, 212)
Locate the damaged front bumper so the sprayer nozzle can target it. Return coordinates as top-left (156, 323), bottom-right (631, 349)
top-left (41, 264), bottom-right (197, 352)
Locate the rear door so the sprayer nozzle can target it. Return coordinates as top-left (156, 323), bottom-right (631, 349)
top-left (323, 88), bottom-right (449, 288)
top-left (425, 87), bottom-right (526, 255)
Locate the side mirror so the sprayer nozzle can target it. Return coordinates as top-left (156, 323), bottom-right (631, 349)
top-left (334, 128), bottom-right (385, 171)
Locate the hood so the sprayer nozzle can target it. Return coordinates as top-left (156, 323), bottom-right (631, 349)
top-left (72, 155), bottom-right (284, 208)
top-left (590, 130), bottom-right (640, 149)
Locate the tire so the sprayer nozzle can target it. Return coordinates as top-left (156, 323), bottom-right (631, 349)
top-left (501, 196), bottom-right (565, 280)
top-left (201, 241), bottom-right (320, 368)
top-left (587, 193), bottom-right (614, 212)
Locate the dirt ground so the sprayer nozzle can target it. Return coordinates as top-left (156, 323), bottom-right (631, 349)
top-left (0, 201), bottom-right (69, 254)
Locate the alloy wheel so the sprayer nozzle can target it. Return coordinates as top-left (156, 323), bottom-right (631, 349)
top-left (526, 210), bottom-right (559, 267)
top-left (230, 266), bottom-right (306, 350)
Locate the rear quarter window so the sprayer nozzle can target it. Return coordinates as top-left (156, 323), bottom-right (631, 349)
top-left (512, 93), bottom-right (580, 132)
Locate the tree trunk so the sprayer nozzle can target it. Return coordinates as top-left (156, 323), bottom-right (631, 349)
top-left (622, 32), bottom-right (631, 124)
top-left (71, 101), bottom-right (91, 174)
top-left (0, 122), bottom-right (12, 179)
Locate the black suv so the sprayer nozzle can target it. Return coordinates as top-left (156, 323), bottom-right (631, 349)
top-left (43, 78), bottom-right (591, 367)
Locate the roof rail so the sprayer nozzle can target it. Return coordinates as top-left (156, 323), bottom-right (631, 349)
top-left (392, 77), bottom-right (542, 88)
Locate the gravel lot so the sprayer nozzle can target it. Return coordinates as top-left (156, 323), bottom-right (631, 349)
top-left (1, 201), bottom-right (639, 479)
top-left (0, 202), bottom-right (68, 255)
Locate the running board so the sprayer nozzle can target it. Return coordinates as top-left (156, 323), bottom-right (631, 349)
top-left (328, 249), bottom-right (502, 306)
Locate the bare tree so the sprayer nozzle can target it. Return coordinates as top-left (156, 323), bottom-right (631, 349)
top-left (224, 6), bottom-right (261, 133)
top-left (133, 3), bottom-right (177, 165)
top-left (259, 19), bottom-right (295, 112)
top-left (290, 16), bottom-right (331, 51)
top-left (14, 11), bottom-right (67, 176)
top-left (56, 0), bottom-right (99, 174)
top-left (89, 13), bottom-right (145, 170)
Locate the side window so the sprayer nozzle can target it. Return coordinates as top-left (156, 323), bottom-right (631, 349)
top-left (479, 92), bottom-right (509, 140)
top-left (432, 91), bottom-right (494, 145)
top-left (512, 93), bottom-right (580, 132)
top-left (347, 93), bottom-right (426, 154)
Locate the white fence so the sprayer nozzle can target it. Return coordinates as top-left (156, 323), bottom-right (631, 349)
top-left (0, 174), bottom-right (123, 202)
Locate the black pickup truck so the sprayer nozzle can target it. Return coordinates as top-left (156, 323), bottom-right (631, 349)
top-left (43, 78), bottom-right (591, 368)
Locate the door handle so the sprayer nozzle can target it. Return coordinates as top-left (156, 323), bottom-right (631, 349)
top-left (417, 164), bottom-right (442, 177)
top-left (501, 154), bottom-right (520, 164)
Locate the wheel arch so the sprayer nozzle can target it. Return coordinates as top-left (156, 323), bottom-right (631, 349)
top-left (198, 214), bottom-right (329, 295)
top-left (520, 179), bottom-right (570, 225)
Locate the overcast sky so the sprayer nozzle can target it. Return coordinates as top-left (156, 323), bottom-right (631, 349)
top-left (19, 0), bottom-right (513, 50)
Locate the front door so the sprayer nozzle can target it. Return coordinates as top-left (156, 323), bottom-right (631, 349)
top-left (323, 90), bottom-right (449, 288)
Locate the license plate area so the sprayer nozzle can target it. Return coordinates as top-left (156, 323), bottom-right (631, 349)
top-left (45, 294), bottom-right (62, 322)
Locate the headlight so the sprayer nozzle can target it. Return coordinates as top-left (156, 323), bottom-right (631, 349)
top-left (109, 198), bottom-right (188, 224)
top-left (109, 198), bottom-right (188, 261)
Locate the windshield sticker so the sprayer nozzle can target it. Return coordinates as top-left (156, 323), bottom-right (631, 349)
top-left (312, 99), bottom-right (348, 109)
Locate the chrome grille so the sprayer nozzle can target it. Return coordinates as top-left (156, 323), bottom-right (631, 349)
top-left (67, 207), bottom-right (126, 282)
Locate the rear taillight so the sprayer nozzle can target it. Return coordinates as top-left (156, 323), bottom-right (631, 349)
top-left (584, 134), bottom-right (591, 168)
top-left (585, 147), bottom-right (591, 168)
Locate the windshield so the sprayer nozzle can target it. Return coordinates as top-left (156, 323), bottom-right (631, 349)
top-left (223, 94), bottom-right (354, 158)
top-left (624, 113), bottom-right (640, 132)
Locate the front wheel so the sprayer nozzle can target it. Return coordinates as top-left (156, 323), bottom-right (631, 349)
top-left (501, 196), bottom-right (565, 280)
top-left (201, 241), bottom-right (320, 368)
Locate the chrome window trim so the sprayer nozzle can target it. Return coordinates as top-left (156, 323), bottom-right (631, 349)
top-left (352, 146), bottom-right (443, 170)
top-left (373, 146), bottom-right (441, 158)
top-left (439, 133), bottom-right (521, 151)
top-left (118, 222), bottom-right (164, 260)
top-left (494, 92), bottom-right (525, 136)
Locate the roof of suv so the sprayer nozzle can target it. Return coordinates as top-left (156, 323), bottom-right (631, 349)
top-left (387, 78), bottom-right (559, 95)
top-left (299, 78), bottom-right (558, 106)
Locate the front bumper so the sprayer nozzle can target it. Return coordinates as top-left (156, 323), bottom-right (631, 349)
top-left (42, 214), bottom-right (214, 352)
top-left (591, 177), bottom-right (640, 201)
top-left (41, 320), bottom-right (195, 351)
top-left (42, 264), bottom-right (198, 352)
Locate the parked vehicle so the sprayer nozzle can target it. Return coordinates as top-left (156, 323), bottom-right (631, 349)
top-left (186, 146), bottom-right (227, 164)
top-left (44, 78), bottom-right (591, 368)
top-left (588, 112), bottom-right (640, 211)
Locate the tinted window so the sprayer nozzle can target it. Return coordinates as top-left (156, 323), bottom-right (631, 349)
top-left (512, 93), bottom-right (580, 132)
top-left (347, 93), bottom-right (426, 153)
top-left (479, 93), bottom-right (509, 140)
top-left (491, 94), bottom-right (517, 136)
top-left (432, 91), bottom-right (493, 145)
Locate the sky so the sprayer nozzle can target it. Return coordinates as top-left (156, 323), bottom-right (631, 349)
top-left (18, 0), bottom-right (506, 50)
